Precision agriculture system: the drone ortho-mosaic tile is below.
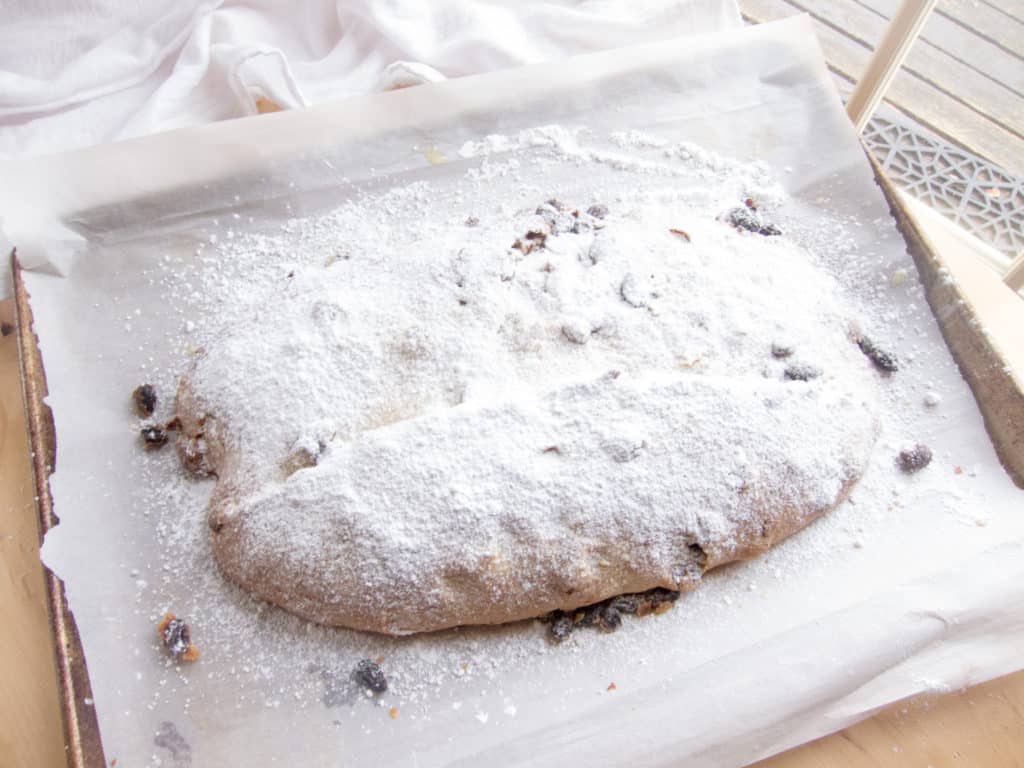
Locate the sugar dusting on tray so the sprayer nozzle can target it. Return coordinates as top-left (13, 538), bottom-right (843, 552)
top-left (128, 126), bottom-right (978, 736)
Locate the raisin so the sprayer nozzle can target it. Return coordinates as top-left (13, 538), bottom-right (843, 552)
top-left (771, 343), bottom-right (793, 359)
top-left (0, 321), bottom-right (12, 337)
top-left (598, 607), bottom-right (622, 631)
top-left (723, 206), bottom-right (781, 236)
top-left (574, 604), bottom-right (604, 627)
top-left (352, 659), bottom-right (388, 693)
top-left (857, 336), bottom-right (899, 373)
top-left (548, 612), bottom-right (574, 643)
top-left (158, 613), bottom-right (199, 661)
top-left (649, 588), bottom-right (680, 606)
top-left (141, 425), bottom-right (169, 448)
top-left (784, 363), bottom-right (820, 381)
top-left (607, 595), bottom-right (640, 614)
top-left (132, 384), bottom-right (158, 417)
top-left (635, 588), bottom-right (680, 617)
top-left (897, 444), bottom-right (932, 473)
top-left (586, 204), bottom-right (608, 219)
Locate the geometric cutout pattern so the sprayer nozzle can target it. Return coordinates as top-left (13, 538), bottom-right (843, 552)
top-left (863, 115), bottom-right (1023, 259)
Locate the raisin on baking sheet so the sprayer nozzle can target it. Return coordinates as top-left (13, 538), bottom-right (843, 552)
top-left (352, 659), bottom-right (388, 694)
top-left (158, 612), bottom-right (199, 661)
top-left (722, 206), bottom-right (782, 236)
top-left (132, 384), bottom-right (158, 417)
top-left (857, 335), bottom-right (899, 373)
top-left (783, 363), bottom-right (820, 382)
top-left (141, 425), bottom-right (169, 448)
top-left (544, 587), bottom-right (682, 642)
top-left (548, 612), bottom-right (574, 643)
top-left (897, 444), bottom-right (932, 473)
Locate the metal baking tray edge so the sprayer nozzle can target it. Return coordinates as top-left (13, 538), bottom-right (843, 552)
top-left (9, 154), bottom-right (1023, 768)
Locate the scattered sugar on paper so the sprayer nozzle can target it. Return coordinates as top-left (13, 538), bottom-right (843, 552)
top-left (128, 125), bottom-right (976, 730)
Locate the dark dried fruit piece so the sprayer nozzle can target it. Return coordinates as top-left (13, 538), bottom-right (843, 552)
top-left (352, 659), bottom-right (388, 693)
top-left (544, 585), bottom-right (684, 643)
top-left (723, 206), bottom-right (781, 236)
top-left (771, 343), bottom-right (793, 359)
top-left (897, 444), bottom-right (932, 473)
top-left (141, 425), bottom-right (169, 448)
top-left (598, 607), bottom-right (622, 631)
top-left (132, 384), bottom-right (158, 417)
top-left (0, 321), bottom-right (13, 337)
top-left (607, 595), bottom-right (639, 614)
top-left (636, 588), bottom-right (681, 617)
top-left (857, 336), bottom-right (899, 373)
top-left (548, 612), bottom-right (574, 643)
top-left (784, 363), bottom-right (820, 381)
top-left (574, 603), bottom-right (605, 627)
top-left (158, 612), bottom-right (200, 661)
top-left (587, 204), bottom-right (608, 219)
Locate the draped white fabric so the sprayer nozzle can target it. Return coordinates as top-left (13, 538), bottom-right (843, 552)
top-left (0, 0), bottom-right (740, 157)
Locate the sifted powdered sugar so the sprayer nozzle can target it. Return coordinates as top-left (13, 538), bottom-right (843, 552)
top-left (98, 122), bottom-right (1010, 751)
top-left (173, 125), bottom-right (881, 635)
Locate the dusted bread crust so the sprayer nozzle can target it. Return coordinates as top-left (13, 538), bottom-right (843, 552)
top-left (177, 370), bottom-right (877, 635)
top-left (173, 152), bottom-right (882, 635)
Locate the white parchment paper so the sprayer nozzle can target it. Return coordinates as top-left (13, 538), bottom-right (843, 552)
top-left (3, 16), bottom-right (1023, 768)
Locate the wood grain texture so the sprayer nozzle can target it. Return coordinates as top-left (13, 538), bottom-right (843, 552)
top-left (0, 297), bottom-right (66, 768)
top-left (754, 671), bottom-right (1024, 767)
top-left (740, 0), bottom-right (1024, 176)
top-left (863, 0), bottom-right (1024, 93)
top-left (937, 0), bottom-right (1024, 53)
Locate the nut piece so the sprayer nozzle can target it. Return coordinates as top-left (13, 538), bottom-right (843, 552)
top-left (132, 384), bottom-right (158, 417)
top-left (158, 612), bottom-right (200, 661)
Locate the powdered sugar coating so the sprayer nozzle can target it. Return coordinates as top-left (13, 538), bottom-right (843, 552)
top-left (176, 128), bottom-right (881, 633)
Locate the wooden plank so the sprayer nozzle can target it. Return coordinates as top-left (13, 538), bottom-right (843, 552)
top-left (755, 670), bottom-right (1024, 767)
top-left (781, 0), bottom-right (1024, 135)
top-left (862, 0), bottom-right (1024, 93)
top-left (981, 0), bottom-right (1024, 23)
top-left (938, 0), bottom-right (1024, 56)
top-left (846, 0), bottom-right (938, 132)
top-left (0, 298), bottom-right (66, 768)
top-left (741, 0), bottom-right (1024, 177)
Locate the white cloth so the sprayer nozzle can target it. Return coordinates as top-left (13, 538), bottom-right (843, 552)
top-left (0, 0), bottom-right (740, 158)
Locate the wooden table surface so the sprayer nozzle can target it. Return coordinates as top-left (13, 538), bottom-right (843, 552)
top-left (2, 201), bottom-right (1022, 765)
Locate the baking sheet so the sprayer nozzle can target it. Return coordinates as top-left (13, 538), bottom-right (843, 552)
top-left (3, 16), bottom-right (1024, 768)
